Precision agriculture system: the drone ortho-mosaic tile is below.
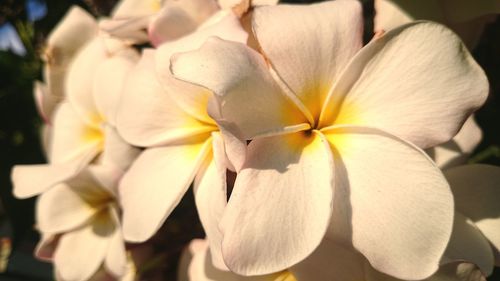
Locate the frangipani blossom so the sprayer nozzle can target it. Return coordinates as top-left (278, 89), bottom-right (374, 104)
top-left (12, 37), bottom-right (140, 199)
top-left (178, 239), bottom-right (296, 281)
top-left (374, 0), bottom-right (500, 48)
top-left (115, 13), bottom-right (247, 270)
top-left (34, 165), bottom-right (128, 281)
top-left (170, 1), bottom-right (488, 279)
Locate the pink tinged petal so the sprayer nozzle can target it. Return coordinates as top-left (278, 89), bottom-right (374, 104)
top-left (170, 37), bottom-right (310, 141)
top-left (11, 146), bottom-right (99, 199)
top-left (99, 17), bottom-right (152, 45)
top-left (147, 0), bottom-right (219, 46)
top-left (54, 210), bottom-right (116, 281)
top-left (193, 132), bottom-right (227, 270)
top-left (220, 131), bottom-right (334, 275)
top-left (44, 6), bottom-right (98, 99)
top-left (49, 102), bottom-right (103, 165)
top-left (445, 164), bottom-right (500, 263)
top-left (33, 81), bottom-right (59, 124)
top-left (36, 183), bottom-right (99, 234)
top-left (324, 126), bottom-right (454, 280)
top-left (319, 22), bottom-right (489, 149)
top-left (66, 37), bottom-right (108, 126)
top-left (100, 125), bottom-right (141, 171)
top-left (442, 212), bottom-right (494, 276)
top-left (92, 48), bottom-right (139, 126)
top-left (290, 239), bottom-right (366, 281)
top-left (156, 11), bottom-right (248, 125)
top-left (116, 49), bottom-right (214, 147)
top-left (35, 234), bottom-right (59, 261)
top-left (252, 0), bottom-right (363, 119)
top-left (120, 137), bottom-right (212, 242)
top-left (427, 116), bottom-right (482, 170)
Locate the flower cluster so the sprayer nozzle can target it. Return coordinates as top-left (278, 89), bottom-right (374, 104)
top-left (11, 0), bottom-right (500, 280)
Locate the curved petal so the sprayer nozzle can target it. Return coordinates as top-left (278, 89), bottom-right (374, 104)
top-left (291, 239), bottom-right (366, 281)
top-left (178, 239), bottom-right (285, 281)
top-left (170, 37), bottom-right (310, 141)
top-left (54, 211), bottom-right (115, 281)
top-left (319, 22), bottom-right (488, 149)
top-left (156, 11), bottom-right (248, 125)
top-left (220, 131), bottom-right (333, 275)
top-left (66, 37), bottom-right (108, 126)
top-left (11, 146), bottom-right (99, 199)
top-left (442, 212), bottom-right (494, 276)
top-left (445, 165), bottom-right (500, 260)
top-left (35, 234), bottom-right (59, 261)
top-left (111, 0), bottom-right (162, 18)
top-left (119, 136), bottom-right (212, 242)
top-left (99, 16), bottom-right (151, 45)
top-left (44, 6), bottom-right (98, 99)
top-left (116, 49), bottom-right (214, 147)
top-left (104, 208), bottom-right (128, 278)
top-left (93, 48), bottom-right (139, 126)
top-left (100, 125), bottom-right (141, 171)
top-left (193, 132), bottom-right (227, 270)
top-left (36, 183), bottom-right (99, 234)
top-left (252, 0), bottom-right (363, 119)
top-left (427, 116), bottom-right (482, 170)
top-left (147, 0), bottom-right (219, 46)
top-left (50, 102), bottom-right (103, 164)
top-left (34, 81), bottom-right (59, 124)
top-left (324, 126), bottom-right (453, 280)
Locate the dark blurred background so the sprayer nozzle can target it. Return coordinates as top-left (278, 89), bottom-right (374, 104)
top-left (0, 0), bottom-right (499, 280)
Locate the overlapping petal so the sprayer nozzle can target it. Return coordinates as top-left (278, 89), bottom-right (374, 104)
top-left (324, 126), bottom-right (453, 280)
top-left (251, 0), bottom-right (363, 119)
top-left (319, 22), bottom-right (488, 149)
top-left (116, 49), bottom-right (214, 147)
top-left (220, 131), bottom-right (333, 275)
top-left (119, 136), bottom-right (212, 242)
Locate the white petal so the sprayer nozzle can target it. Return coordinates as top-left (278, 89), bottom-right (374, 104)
top-left (445, 164), bottom-right (500, 263)
top-left (100, 125), bottom-right (141, 171)
top-left (54, 211), bottom-right (115, 281)
top-left (44, 6), bottom-right (98, 99)
top-left (147, 0), bottom-right (219, 46)
top-left (291, 239), bottom-right (366, 281)
top-left (252, 0), bottom-right (363, 118)
top-left (170, 37), bottom-right (310, 141)
top-left (120, 136), bottom-right (212, 242)
top-left (443, 212), bottom-right (494, 276)
top-left (193, 132), bottom-right (227, 270)
top-left (220, 131), bottom-right (333, 275)
top-left (324, 126), bottom-right (453, 280)
top-left (116, 49), bottom-right (214, 147)
top-left (427, 116), bottom-right (482, 169)
top-left (36, 183), bottom-right (99, 234)
top-left (11, 146), bottom-right (99, 199)
top-left (66, 37), bottom-right (108, 125)
top-left (99, 16), bottom-right (151, 45)
top-left (92, 48), bottom-right (139, 126)
top-left (319, 22), bottom-right (488, 149)
top-left (156, 11), bottom-right (248, 125)
top-left (104, 208), bottom-right (128, 278)
top-left (111, 0), bottom-right (161, 18)
top-left (34, 81), bottom-right (59, 124)
top-left (50, 102), bottom-right (103, 165)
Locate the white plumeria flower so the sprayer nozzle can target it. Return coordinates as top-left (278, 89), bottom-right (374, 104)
top-left (34, 165), bottom-right (128, 281)
top-left (12, 36), bottom-right (140, 199)
top-left (171, 0), bottom-right (489, 279)
top-left (36, 5), bottom-right (98, 123)
top-left (427, 116), bottom-right (483, 169)
top-left (178, 239), bottom-right (297, 281)
top-left (374, 0), bottom-right (500, 48)
top-left (115, 12), bottom-right (247, 270)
